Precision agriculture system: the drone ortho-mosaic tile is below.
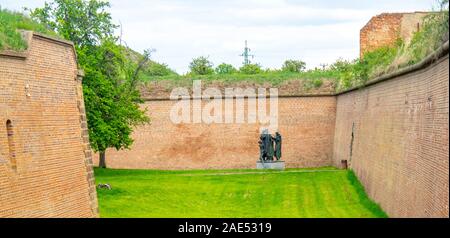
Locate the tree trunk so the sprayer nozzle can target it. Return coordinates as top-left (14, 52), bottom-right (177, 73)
top-left (99, 151), bottom-right (107, 168)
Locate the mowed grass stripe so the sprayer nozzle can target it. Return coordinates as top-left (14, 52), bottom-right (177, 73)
top-left (95, 168), bottom-right (387, 218)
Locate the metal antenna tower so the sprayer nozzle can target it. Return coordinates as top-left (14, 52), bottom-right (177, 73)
top-left (239, 40), bottom-right (255, 65)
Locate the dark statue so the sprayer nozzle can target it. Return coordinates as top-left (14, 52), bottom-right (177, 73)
top-left (258, 130), bottom-right (282, 161)
top-left (274, 132), bottom-right (282, 161)
top-left (258, 140), bottom-right (264, 161)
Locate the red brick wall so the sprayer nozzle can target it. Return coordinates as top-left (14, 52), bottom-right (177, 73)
top-left (333, 55), bottom-right (449, 217)
top-left (360, 12), bottom-right (429, 58)
top-left (0, 33), bottom-right (98, 217)
top-left (94, 96), bottom-right (337, 170)
top-left (360, 13), bottom-right (403, 58)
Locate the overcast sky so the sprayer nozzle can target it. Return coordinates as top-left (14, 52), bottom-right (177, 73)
top-left (0, 0), bottom-right (437, 73)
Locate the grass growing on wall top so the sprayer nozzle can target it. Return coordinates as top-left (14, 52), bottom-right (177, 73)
top-left (142, 69), bottom-right (335, 86)
top-left (333, 3), bottom-right (449, 92)
top-left (139, 68), bottom-right (336, 96)
top-left (94, 167), bottom-right (387, 218)
top-left (0, 8), bottom-right (57, 51)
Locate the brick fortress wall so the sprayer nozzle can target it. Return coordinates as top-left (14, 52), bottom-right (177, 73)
top-left (95, 96), bottom-right (337, 170)
top-left (332, 50), bottom-right (449, 217)
top-left (0, 32), bottom-right (98, 218)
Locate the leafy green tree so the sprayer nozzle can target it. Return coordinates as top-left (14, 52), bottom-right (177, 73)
top-left (282, 59), bottom-right (306, 73)
top-left (215, 63), bottom-right (237, 74)
top-left (189, 56), bottom-right (214, 75)
top-left (28, 0), bottom-right (116, 48)
top-left (239, 63), bottom-right (262, 74)
top-left (30, 0), bottom-right (149, 168)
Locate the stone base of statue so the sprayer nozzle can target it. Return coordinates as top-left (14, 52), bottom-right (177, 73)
top-left (256, 160), bottom-right (285, 170)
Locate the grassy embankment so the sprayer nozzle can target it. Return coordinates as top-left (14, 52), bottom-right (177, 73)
top-left (0, 8), bottom-right (57, 51)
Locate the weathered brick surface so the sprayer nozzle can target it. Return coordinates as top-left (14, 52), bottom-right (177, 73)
top-left (360, 12), bottom-right (428, 57)
top-left (360, 13), bottom-right (402, 58)
top-left (94, 97), bottom-right (337, 170)
top-left (333, 55), bottom-right (449, 218)
top-left (0, 32), bottom-right (98, 218)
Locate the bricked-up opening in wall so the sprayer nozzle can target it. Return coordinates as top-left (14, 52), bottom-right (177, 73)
top-left (341, 160), bottom-right (348, 169)
top-left (6, 120), bottom-right (17, 171)
top-left (349, 122), bottom-right (355, 165)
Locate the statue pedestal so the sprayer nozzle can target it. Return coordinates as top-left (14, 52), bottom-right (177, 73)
top-left (256, 160), bottom-right (285, 170)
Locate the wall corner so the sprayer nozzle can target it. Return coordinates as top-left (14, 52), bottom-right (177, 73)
top-left (75, 69), bottom-right (99, 218)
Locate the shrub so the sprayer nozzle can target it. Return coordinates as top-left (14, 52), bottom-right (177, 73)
top-left (395, 2), bottom-right (449, 67)
top-left (239, 63), bottom-right (262, 74)
top-left (189, 56), bottom-right (214, 75)
top-left (330, 40), bottom-right (400, 91)
top-left (329, 58), bottom-right (357, 90)
top-left (312, 78), bottom-right (323, 88)
top-left (304, 78), bottom-right (324, 91)
top-left (215, 63), bottom-right (237, 74)
top-left (357, 40), bottom-right (401, 82)
top-left (282, 59), bottom-right (306, 73)
top-left (145, 61), bottom-right (177, 76)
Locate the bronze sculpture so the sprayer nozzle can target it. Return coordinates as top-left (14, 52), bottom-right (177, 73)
top-left (258, 130), bottom-right (281, 161)
top-left (274, 132), bottom-right (282, 161)
top-left (258, 140), bottom-right (264, 161)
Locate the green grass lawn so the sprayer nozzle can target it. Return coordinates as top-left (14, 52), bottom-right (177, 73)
top-left (94, 167), bottom-right (387, 218)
